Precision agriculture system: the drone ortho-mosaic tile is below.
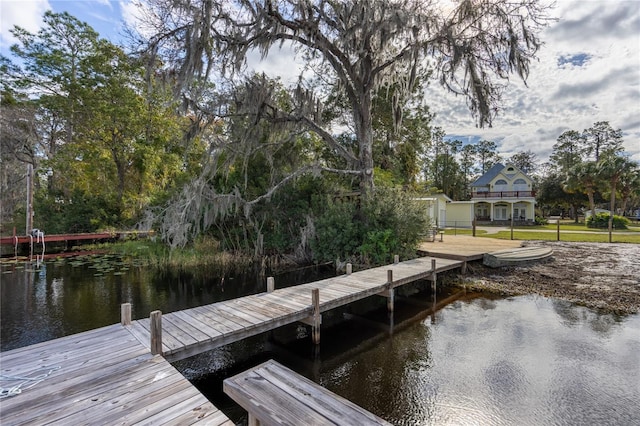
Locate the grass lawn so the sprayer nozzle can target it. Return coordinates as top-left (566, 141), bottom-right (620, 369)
top-left (443, 225), bottom-right (640, 243)
top-left (536, 221), bottom-right (640, 232)
top-left (487, 231), bottom-right (640, 244)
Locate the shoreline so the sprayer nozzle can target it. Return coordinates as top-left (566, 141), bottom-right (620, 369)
top-left (455, 240), bottom-right (640, 315)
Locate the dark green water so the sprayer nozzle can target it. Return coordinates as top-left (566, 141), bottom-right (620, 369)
top-left (2, 255), bottom-right (639, 425)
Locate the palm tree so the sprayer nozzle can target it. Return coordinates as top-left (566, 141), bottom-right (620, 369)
top-left (617, 164), bottom-right (640, 216)
top-left (597, 154), bottom-right (636, 240)
top-left (564, 161), bottom-right (599, 219)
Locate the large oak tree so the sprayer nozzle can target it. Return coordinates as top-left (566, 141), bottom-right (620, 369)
top-left (136, 0), bottom-right (549, 196)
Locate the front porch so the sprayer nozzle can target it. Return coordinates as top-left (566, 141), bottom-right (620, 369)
top-left (473, 200), bottom-right (536, 224)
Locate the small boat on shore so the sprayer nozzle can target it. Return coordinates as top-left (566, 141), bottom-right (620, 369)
top-left (483, 246), bottom-right (553, 268)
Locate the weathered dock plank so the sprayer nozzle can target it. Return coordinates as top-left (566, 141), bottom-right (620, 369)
top-left (224, 360), bottom-right (392, 425)
top-left (0, 325), bottom-right (229, 426)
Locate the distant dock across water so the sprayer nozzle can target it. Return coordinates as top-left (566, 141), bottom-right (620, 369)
top-left (0, 230), bottom-right (154, 257)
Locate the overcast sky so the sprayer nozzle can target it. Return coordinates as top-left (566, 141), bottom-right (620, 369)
top-left (2, 0), bottom-right (639, 163)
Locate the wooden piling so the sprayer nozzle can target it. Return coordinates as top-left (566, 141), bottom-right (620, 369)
top-left (386, 270), bottom-right (394, 312)
top-left (431, 258), bottom-right (437, 291)
top-left (346, 263), bottom-right (352, 275)
top-left (150, 310), bottom-right (162, 355)
top-left (121, 303), bottom-right (131, 326)
top-left (267, 276), bottom-right (275, 293)
top-left (394, 255), bottom-right (399, 264)
top-left (311, 289), bottom-right (321, 345)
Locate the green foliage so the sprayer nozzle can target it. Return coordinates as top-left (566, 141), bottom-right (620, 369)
top-left (535, 216), bottom-right (548, 225)
top-left (311, 187), bottom-right (428, 265)
top-left (586, 213), bottom-right (629, 229)
top-left (34, 189), bottom-right (119, 233)
top-left (360, 229), bottom-right (397, 265)
top-left (310, 199), bottom-right (362, 263)
top-left (1, 11), bottom-right (202, 234)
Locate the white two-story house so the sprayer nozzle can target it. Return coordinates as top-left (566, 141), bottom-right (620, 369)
top-left (469, 163), bottom-right (536, 223)
top-left (438, 163), bottom-right (536, 227)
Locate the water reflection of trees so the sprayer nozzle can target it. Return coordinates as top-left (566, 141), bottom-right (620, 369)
top-left (551, 299), bottom-right (621, 335)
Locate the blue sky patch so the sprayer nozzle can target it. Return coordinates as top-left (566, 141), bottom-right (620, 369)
top-left (557, 53), bottom-right (591, 67)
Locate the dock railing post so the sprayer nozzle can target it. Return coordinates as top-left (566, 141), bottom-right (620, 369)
top-left (346, 263), bottom-right (352, 275)
top-left (121, 303), bottom-right (131, 326)
top-left (311, 289), bottom-right (321, 345)
top-left (267, 276), bottom-right (275, 293)
top-left (393, 255), bottom-right (399, 265)
top-left (150, 310), bottom-right (163, 355)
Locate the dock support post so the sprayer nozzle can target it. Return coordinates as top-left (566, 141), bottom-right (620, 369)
top-left (431, 259), bottom-right (437, 291)
top-left (386, 270), bottom-right (394, 313)
top-left (267, 276), bottom-right (275, 293)
top-left (150, 310), bottom-right (162, 355)
top-left (311, 289), bottom-right (321, 345)
top-left (346, 263), bottom-right (352, 275)
top-left (247, 414), bottom-right (259, 426)
top-left (394, 254), bottom-right (399, 265)
top-left (121, 303), bottom-right (131, 326)
top-left (461, 261), bottom-right (467, 274)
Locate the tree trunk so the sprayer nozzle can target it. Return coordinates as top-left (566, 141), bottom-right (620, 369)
top-left (608, 183), bottom-right (616, 238)
top-left (111, 146), bottom-right (126, 210)
top-left (587, 189), bottom-right (596, 219)
top-left (354, 94), bottom-right (374, 197)
top-left (26, 163), bottom-right (34, 234)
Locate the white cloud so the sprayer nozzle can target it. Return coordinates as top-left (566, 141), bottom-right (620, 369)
top-left (432, 0), bottom-right (640, 163)
top-left (120, 0), bottom-right (143, 31)
top-left (0, 0), bottom-right (50, 48)
top-left (246, 43), bottom-right (309, 86)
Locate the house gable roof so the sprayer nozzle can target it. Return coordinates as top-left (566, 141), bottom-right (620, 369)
top-left (471, 163), bottom-right (505, 187)
top-left (471, 163), bottom-right (532, 188)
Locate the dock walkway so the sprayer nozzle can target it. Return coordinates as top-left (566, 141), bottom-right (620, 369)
top-left (0, 325), bottom-right (231, 425)
top-left (127, 256), bottom-right (462, 361)
top-left (224, 359), bottom-right (392, 425)
top-left (1, 255), bottom-right (462, 425)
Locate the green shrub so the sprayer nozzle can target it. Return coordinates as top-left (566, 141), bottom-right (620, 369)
top-left (535, 216), bottom-right (548, 225)
top-left (586, 212), bottom-right (629, 229)
top-left (311, 186), bottom-right (428, 265)
top-left (360, 229), bottom-right (398, 265)
top-left (311, 199), bottom-right (362, 263)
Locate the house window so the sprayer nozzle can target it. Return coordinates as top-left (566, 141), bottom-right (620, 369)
top-left (514, 208), bottom-right (526, 220)
top-left (494, 179), bottom-right (508, 192)
top-left (475, 205), bottom-right (489, 219)
top-left (513, 178), bottom-right (528, 191)
top-left (495, 206), bottom-right (508, 220)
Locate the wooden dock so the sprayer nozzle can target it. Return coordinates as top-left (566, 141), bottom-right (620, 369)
top-left (418, 234), bottom-right (523, 261)
top-left (1, 255), bottom-right (463, 424)
top-left (224, 360), bottom-right (392, 425)
top-left (0, 325), bottom-right (231, 425)
top-left (126, 256), bottom-right (462, 362)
